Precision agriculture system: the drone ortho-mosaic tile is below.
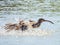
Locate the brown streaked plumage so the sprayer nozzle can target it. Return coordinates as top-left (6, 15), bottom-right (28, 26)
top-left (18, 20), bottom-right (28, 31)
top-left (20, 23), bottom-right (28, 31)
top-left (5, 20), bottom-right (28, 32)
top-left (5, 23), bottom-right (20, 32)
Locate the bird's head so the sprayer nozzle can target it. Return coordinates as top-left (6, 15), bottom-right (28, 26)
top-left (38, 18), bottom-right (54, 24)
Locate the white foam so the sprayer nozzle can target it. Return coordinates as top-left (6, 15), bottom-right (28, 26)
top-left (0, 29), bottom-right (55, 36)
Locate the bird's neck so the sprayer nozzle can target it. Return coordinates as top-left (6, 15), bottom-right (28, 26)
top-left (32, 21), bottom-right (42, 28)
top-left (36, 21), bottom-right (42, 27)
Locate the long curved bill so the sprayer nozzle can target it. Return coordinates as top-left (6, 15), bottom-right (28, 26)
top-left (45, 20), bottom-right (54, 24)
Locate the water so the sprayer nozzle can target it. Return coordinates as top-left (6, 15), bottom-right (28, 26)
top-left (0, 0), bottom-right (60, 45)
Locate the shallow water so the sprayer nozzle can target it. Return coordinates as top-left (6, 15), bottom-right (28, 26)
top-left (0, 0), bottom-right (60, 45)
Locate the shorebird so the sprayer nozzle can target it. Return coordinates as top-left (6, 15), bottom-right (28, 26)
top-left (4, 18), bottom-right (54, 32)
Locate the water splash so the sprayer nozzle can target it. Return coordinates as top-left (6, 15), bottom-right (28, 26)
top-left (0, 29), bottom-right (55, 36)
